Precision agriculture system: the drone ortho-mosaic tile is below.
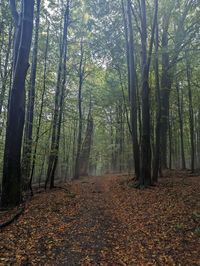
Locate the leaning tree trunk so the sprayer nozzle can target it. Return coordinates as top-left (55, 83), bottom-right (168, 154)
top-left (21, 0), bottom-right (41, 189)
top-left (1, 0), bottom-right (34, 208)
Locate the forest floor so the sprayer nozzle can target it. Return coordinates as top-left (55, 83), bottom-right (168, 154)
top-left (1, 171), bottom-right (200, 265)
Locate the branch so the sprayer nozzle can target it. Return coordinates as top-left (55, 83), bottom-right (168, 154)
top-left (130, 1), bottom-right (142, 37)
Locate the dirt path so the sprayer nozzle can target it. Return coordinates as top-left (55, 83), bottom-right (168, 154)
top-left (58, 175), bottom-right (128, 265)
top-left (1, 172), bottom-right (200, 265)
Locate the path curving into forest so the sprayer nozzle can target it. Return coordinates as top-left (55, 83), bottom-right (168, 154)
top-left (1, 172), bottom-right (200, 265)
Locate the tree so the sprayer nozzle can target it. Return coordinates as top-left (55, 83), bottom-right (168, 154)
top-left (79, 108), bottom-right (93, 176)
top-left (74, 40), bottom-right (85, 179)
top-left (152, 0), bottom-right (161, 183)
top-left (1, 0), bottom-right (34, 208)
top-left (22, 0), bottom-right (41, 188)
top-left (123, 0), bottom-right (140, 180)
top-left (45, 1), bottom-right (70, 189)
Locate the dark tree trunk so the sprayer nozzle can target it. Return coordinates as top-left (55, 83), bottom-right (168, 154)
top-left (152, 1), bottom-right (161, 183)
top-left (22, 0), bottom-right (41, 188)
top-left (1, 0), bottom-right (34, 208)
top-left (126, 0), bottom-right (140, 179)
top-left (140, 0), bottom-right (152, 187)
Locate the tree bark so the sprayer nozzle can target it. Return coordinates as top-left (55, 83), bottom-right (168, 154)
top-left (22, 0), bottom-right (41, 188)
top-left (152, 1), bottom-right (161, 183)
top-left (186, 54), bottom-right (195, 172)
top-left (176, 81), bottom-right (186, 169)
top-left (126, 0), bottom-right (140, 179)
top-left (1, 0), bottom-right (34, 208)
top-left (79, 110), bottom-right (93, 176)
top-left (140, 0), bottom-right (152, 187)
top-left (74, 40), bottom-right (85, 179)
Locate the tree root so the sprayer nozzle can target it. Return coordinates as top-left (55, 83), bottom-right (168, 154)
top-left (0, 205), bottom-right (25, 229)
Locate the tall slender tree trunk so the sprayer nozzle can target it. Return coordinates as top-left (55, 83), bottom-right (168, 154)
top-left (160, 13), bottom-right (171, 169)
top-left (74, 40), bottom-right (85, 179)
top-left (152, 3), bottom-right (161, 183)
top-left (186, 54), bottom-right (195, 172)
top-left (140, 0), bottom-right (152, 187)
top-left (79, 110), bottom-right (93, 176)
top-left (126, 0), bottom-right (140, 179)
top-left (1, 0), bottom-right (34, 208)
top-left (22, 0), bottom-right (41, 188)
top-left (168, 113), bottom-right (172, 169)
top-left (29, 21), bottom-right (50, 194)
top-left (176, 81), bottom-right (186, 169)
top-left (46, 2), bottom-right (70, 188)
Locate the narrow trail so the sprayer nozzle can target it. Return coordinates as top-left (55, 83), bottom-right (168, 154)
top-left (59, 175), bottom-right (128, 265)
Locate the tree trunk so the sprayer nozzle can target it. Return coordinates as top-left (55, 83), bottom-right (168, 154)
top-left (186, 54), bottom-right (195, 172)
top-left (176, 81), bottom-right (186, 169)
top-left (160, 13), bottom-right (171, 169)
top-left (1, 0), bottom-right (34, 208)
top-left (79, 110), bottom-right (93, 176)
top-left (0, 24), bottom-right (12, 118)
top-left (140, 0), bottom-right (152, 187)
top-left (46, 3), bottom-right (70, 188)
top-left (29, 21), bottom-right (50, 194)
top-left (22, 0), bottom-right (41, 188)
top-left (152, 3), bottom-right (161, 183)
top-left (126, 0), bottom-right (140, 179)
top-left (74, 40), bottom-right (85, 179)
